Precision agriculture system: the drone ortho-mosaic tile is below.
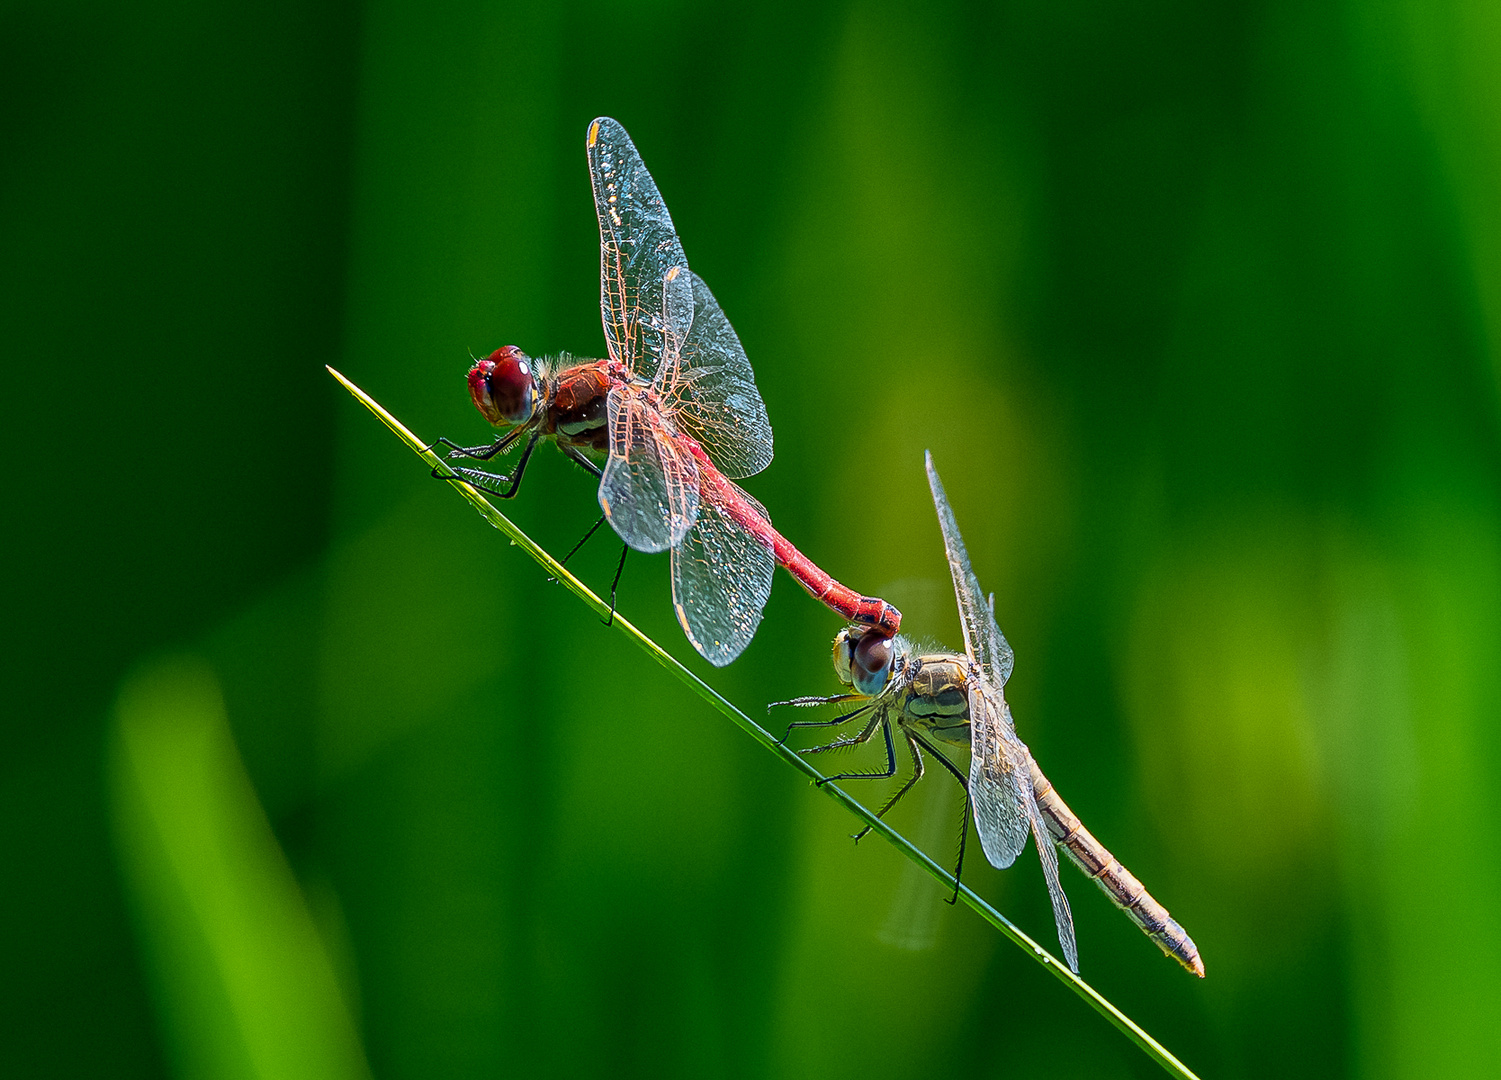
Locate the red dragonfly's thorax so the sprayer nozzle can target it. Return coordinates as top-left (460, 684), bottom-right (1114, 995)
top-left (544, 359), bottom-right (611, 452)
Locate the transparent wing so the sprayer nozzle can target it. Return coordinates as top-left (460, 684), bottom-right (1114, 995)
top-left (660, 270), bottom-right (773, 479)
top-left (670, 481), bottom-right (775, 666)
top-left (1028, 793), bottom-right (1079, 972)
top-left (925, 451), bottom-right (1014, 686)
top-left (926, 454), bottom-right (1075, 968)
top-left (588, 117), bottom-right (689, 384)
top-left (966, 683), bottom-right (1031, 869)
top-left (1013, 706), bottom-right (1079, 972)
top-left (598, 387), bottom-right (700, 553)
top-left (652, 265), bottom-right (695, 397)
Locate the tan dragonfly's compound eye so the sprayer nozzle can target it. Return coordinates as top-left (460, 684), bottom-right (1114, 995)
top-left (852, 632), bottom-right (893, 696)
top-left (833, 629), bottom-right (857, 686)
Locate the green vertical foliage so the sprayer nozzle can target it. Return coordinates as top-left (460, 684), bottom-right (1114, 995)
top-left (109, 657), bottom-right (369, 1080)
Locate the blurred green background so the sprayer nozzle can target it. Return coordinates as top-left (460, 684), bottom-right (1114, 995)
top-left (5, 0), bottom-right (1500, 1076)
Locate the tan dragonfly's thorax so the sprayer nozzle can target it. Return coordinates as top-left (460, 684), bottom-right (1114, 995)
top-left (894, 652), bottom-right (973, 748)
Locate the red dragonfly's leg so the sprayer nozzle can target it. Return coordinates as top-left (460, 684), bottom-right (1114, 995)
top-left (437, 428), bottom-right (542, 499)
top-left (552, 511), bottom-right (628, 628)
top-left (554, 445), bottom-right (627, 625)
top-left (559, 444), bottom-right (604, 479)
top-left (560, 515), bottom-right (610, 566)
top-left (604, 545), bottom-right (627, 627)
top-left (428, 423), bottom-right (529, 462)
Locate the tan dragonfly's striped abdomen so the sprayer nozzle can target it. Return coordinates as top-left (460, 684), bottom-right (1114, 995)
top-left (1028, 760), bottom-right (1205, 977)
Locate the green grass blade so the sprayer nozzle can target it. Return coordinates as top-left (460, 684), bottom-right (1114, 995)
top-left (327, 366), bottom-right (1203, 1080)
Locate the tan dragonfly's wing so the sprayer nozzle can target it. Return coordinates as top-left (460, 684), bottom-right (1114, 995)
top-left (967, 682), bottom-right (1031, 869)
top-left (970, 678), bottom-right (1079, 972)
top-left (930, 450), bottom-right (1077, 970)
top-left (925, 452), bottom-right (1014, 687)
top-left (588, 118), bottom-right (688, 385)
top-left (1011, 705), bottom-right (1079, 972)
top-left (598, 386), bottom-right (699, 553)
top-left (670, 480), bottom-right (774, 666)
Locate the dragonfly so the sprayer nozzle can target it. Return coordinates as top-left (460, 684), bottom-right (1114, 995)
top-left (436, 117), bottom-right (900, 666)
top-left (774, 452), bottom-right (1204, 977)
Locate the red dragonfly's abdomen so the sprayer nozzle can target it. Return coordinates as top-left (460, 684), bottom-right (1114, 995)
top-left (684, 441), bottom-right (902, 636)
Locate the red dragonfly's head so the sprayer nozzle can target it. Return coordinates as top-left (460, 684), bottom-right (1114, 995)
top-left (468, 346), bottom-right (538, 426)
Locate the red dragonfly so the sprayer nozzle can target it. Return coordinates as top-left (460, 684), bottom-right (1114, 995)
top-left (438, 117), bottom-right (900, 665)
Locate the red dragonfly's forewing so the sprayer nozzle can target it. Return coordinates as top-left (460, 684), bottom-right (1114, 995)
top-left (589, 119), bottom-right (774, 481)
top-left (665, 270), bottom-right (773, 480)
top-left (655, 265), bottom-right (696, 397)
top-left (588, 118), bottom-right (688, 385)
top-left (670, 482), bottom-right (775, 667)
top-left (599, 386), bottom-right (700, 553)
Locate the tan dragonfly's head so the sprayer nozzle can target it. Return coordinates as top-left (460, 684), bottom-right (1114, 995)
top-left (833, 626), bottom-right (909, 698)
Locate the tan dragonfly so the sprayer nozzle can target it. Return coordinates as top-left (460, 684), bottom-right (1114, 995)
top-left (775, 452), bottom-right (1203, 977)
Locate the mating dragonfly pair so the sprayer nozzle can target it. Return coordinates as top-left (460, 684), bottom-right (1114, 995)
top-left (436, 118), bottom-right (1202, 977)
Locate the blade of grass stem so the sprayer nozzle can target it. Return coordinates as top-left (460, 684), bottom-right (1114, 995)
top-left (327, 366), bottom-right (1202, 1080)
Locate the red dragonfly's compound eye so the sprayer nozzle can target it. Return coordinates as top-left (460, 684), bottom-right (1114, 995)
top-left (469, 346), bottom-right (536, 425)
top-left (851, 630), bottom-right (894, 697)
